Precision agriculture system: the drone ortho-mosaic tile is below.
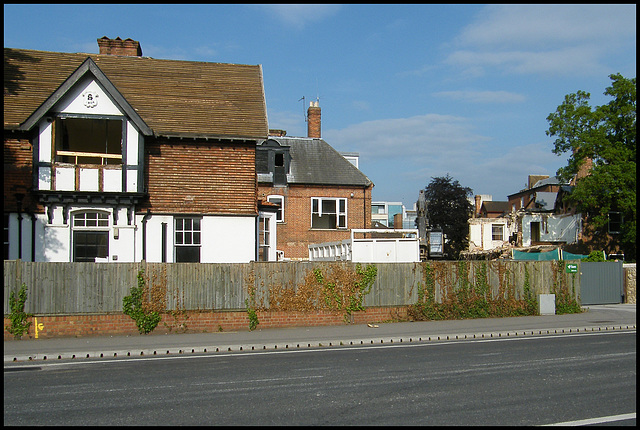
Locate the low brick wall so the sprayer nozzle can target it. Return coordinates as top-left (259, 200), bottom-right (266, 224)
top-left (4, 307), bottom-right (409, 341)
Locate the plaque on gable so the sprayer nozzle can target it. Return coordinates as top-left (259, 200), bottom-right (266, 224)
top-left (82, 90), bottom-right (99, 108)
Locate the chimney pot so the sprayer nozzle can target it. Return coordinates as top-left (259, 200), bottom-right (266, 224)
top-left (97, 36), bottom-right (142, 57)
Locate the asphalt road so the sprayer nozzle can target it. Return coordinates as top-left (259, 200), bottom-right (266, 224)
top-left (4, 330), bottom-right (636, 426)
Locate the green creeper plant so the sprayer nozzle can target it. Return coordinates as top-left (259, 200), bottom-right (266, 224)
top-left (5, 283), bottom-right (32, 340)
top-left (123, 270), bottom-right (162, 334)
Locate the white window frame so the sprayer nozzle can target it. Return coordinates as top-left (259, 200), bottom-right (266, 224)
top-left (311, 197), bottom-right (347, 230)
top-left (174, 217), bottom-right (202, 262)
top-left (491, 224), bottom-right (504, 241)
top-left (267, 195), bottom-right (285, 223)
top-left (73, 210), bottom-right (110, 228)
top-left (71, 210), bottom-right (110, 262)
top-left (258, 214), bottom-right (270, 261)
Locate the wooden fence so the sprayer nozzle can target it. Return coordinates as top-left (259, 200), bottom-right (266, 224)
top-left (4, 260), bottom-right (581, 315)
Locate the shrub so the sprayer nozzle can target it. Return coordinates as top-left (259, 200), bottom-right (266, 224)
top-left (5, 283), bottom-right (32, 340)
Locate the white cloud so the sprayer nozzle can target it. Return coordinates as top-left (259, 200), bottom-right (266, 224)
top-left (457, 4), bottom-right (636, 49)
top-left (433, 90), bottom-right (526, 104)
top-left (267, 110), bottom-right (306, 137)
top-left (324, 113), bottom-right (489, 161)
top-left (446, 4), bottom-right (636, 77)
top-left (259, 4), bottom-right (342, 29)
top-left (323, 115), bottom-right (565, 202)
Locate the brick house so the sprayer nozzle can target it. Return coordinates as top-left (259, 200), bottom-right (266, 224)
top-left (257, 102), bottom-right (373, 260)
top-left (4, 37), bottom-right (270, 263)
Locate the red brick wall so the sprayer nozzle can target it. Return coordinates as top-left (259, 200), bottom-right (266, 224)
top-left (4, 133), bottom-right (42, 213)
top-left (140, 138), bottom-right (257, 215)
top-left (259, 184), bottom-right (372, 259)
top-left (4, 307), bottom-right (408, 340)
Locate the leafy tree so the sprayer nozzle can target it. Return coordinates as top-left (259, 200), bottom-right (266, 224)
top-left (546, 73), bottom-right (636, 261)
top-left (423, 174), bottom-right (473, 260)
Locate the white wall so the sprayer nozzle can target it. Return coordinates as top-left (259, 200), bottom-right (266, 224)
top-left (202, 216), bottom-right (256, 263)
top-left (522, 213), bottom-right (581, 247)
top-left (139, 214), bottom-right (257, 263)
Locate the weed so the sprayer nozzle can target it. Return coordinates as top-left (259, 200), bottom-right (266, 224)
top-left (5, 283), bottom-right (32, 340)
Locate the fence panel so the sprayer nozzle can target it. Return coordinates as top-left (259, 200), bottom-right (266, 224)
top-left (580, 261), bottom-right (623, 305)
top-left (4, 260), bottom-right (582, 315)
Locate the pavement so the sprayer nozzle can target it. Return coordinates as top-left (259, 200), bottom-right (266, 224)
top-left (4, 304), bottom-right (635, 364)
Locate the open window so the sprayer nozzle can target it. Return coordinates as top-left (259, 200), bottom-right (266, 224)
top-left (311, 197), bottom-right (347, 229)
top-left (55, 117), bottom-right (123, 165)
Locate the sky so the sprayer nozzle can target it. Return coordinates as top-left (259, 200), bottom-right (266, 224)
top-left (4, 4), bottom-right (636, 208)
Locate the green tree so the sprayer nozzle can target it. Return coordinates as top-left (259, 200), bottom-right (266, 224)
top-left (546, 74), bottom-right (636, 261)
top-left (423, 174), bottom-right (473, 260)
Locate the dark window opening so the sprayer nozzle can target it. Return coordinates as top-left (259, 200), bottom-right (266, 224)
top-left (608, 212), bottom-right (623, 234)
top-left (55, 117), bottom-right (123, 165)
top-left (530, 222), bottom-right (541, 243)
top-left (73, 231), bottom-right (108, 262)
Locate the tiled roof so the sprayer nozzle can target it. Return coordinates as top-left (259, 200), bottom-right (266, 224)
top-left (4, 48), bottom-right (268, 140)
top-left (482, 201), bottom-right (510, 214)
top-left (266, 136), bottom-right (373, 187)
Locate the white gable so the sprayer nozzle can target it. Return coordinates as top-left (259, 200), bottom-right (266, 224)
top-left (53, 75), bottom-right (123, 116)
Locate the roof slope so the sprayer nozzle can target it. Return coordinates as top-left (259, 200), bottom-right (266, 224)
top-left (271, 136), bottom-right (372, 187)
top-left (4, 48), bottom-right (268, 139)
top-left (482, 201), bottom-right (510, 214)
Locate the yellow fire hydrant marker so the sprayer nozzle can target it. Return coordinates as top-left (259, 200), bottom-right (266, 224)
top-left (34, 317), bottom-right (44, 339)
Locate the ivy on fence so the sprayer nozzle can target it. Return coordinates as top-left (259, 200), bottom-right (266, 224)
top-left (244, 263), bottom-right (378, 328)
top-left (408, 261), bottom-right (540, 321)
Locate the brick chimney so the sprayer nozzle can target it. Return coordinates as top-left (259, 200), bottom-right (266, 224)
top-left (307, 100), bottom-right (321, 138)
top-left (474, 195), bottom-right (482, 217)
top-left (97, 37), bottom-right (142, 56)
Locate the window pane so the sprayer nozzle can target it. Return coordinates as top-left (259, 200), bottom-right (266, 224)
top-left (312, 198), bottom-right (318, 213)
top-left (185, 232), bottom-right (192, 244)
top-left (175, 218), bottom-right (183, 230)
top-left (339, 199), bottom-right (346, 213)
top-left (184, 218), bottom-right (192, 230)
top-left (176, 232), bottom-right (183, 245)
top-left (193, 232), bottom-right (201, 244)
top-left (73, 231), bottom-right (108, 262)
top-left (193, 218), bottom-right (200, 230)
top-left (322, 199), bottom-right (336, 215)
top-left (312, 214), bottom-right (336, 229)
top-left (492, 225), bottom-right (503, 241)
top-left (175, 246), bottom-right (200, 263)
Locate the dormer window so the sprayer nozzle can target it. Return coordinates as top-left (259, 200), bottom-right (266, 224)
top-left (256, 139), bottom-right (290, 185)
top-left (55, 117), bottom-right (123, 165)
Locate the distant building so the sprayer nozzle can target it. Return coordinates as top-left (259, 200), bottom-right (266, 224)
top-left (371, 201), bottom-right (405, 228)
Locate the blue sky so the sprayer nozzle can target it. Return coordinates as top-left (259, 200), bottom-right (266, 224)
top-left (4, 4), bottom-right (636, 208)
